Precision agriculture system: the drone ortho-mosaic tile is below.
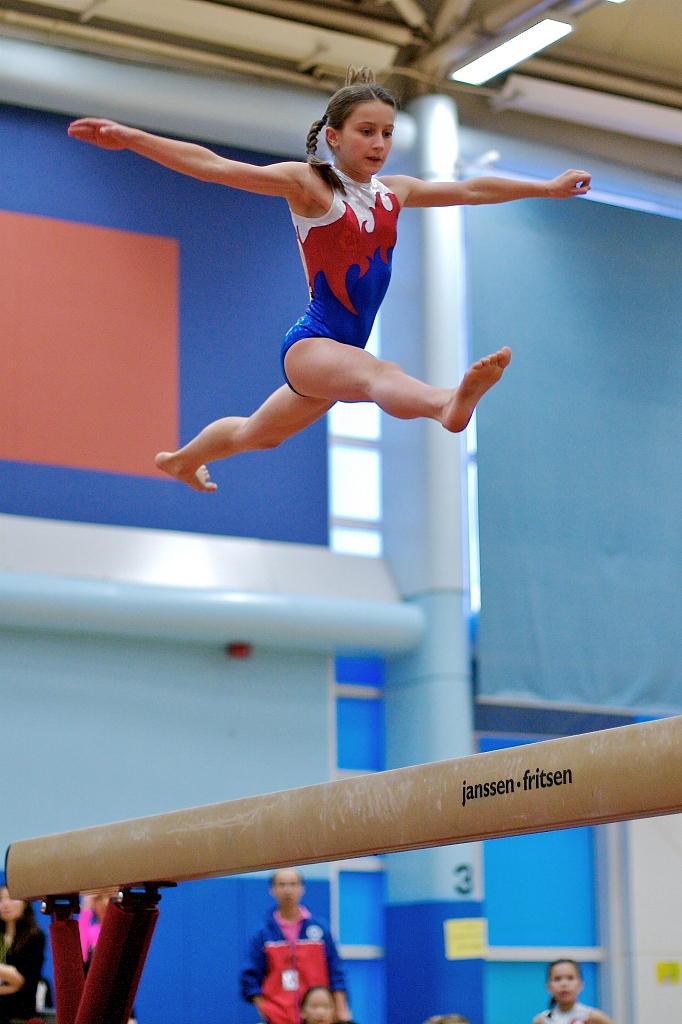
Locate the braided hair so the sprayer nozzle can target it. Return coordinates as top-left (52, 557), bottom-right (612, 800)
top-left (306, 66), bottom-right (397, 194)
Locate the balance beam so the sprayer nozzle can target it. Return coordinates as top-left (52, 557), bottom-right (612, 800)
top-left (6, 716), bottom-right (682, 900)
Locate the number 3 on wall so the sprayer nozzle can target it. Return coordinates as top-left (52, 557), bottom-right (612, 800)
top-left (453, 863), bottom-right (473, 896)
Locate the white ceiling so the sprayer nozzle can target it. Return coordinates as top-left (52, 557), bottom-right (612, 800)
top-left (0, 0), bottom-right (680, 174)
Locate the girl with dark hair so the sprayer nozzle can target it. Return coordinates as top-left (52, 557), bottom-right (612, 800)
top-left (68, 68), bottom-right (590, 494)
top-left (0, 886), bottom-right (46, 1024)
top-left (532, 959), bottom-right (614, 1024)
top-left (300, 985), bottom-right (358, 1024)
top-left (422, 1016), bottom-right (469, 1023)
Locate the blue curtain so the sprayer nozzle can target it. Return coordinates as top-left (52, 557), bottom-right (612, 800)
top-left (467, 197), bottom-right (682, 711)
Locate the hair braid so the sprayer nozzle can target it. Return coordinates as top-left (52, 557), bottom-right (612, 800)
top-left (305, 114), bottom-right (346, 194)
top-left (304, 65), bottom-right (397, 195)
top-left (305, 117), bottom-right (326, 157)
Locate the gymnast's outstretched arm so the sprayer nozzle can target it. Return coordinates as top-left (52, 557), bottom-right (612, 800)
top-left (68, 117), bottom-right (308, 199)
top-left (382, 168), bottom-right (591, 207)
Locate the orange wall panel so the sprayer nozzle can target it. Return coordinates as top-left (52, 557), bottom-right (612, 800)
top-left (1, 210), bottom-right (179, 477)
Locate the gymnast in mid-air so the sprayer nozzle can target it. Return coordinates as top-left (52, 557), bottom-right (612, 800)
top-left (68, 67), bottom-right (591, 493)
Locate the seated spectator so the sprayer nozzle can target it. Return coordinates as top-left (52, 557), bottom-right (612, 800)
top-left (0, 885), bottom-right (46, 1024)
top-left (301, 986), bottom-right (359, 1024)
top-left (422, 1016), bottom-right (469, 1024)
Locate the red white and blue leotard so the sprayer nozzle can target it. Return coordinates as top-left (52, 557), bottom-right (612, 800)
top-left (281, 167), bottom-right (400, 392)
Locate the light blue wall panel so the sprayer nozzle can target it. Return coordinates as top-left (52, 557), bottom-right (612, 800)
top-left (0, 628), bottom-right (330, 855)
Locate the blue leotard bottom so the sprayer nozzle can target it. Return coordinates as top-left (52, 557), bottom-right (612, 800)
top-left (280, 315), bottom-right (367, 397)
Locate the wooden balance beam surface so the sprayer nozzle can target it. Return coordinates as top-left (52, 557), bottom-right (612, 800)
top-left (6, 716), bottom-right (682, 900)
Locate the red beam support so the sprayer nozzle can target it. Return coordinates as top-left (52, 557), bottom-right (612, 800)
top-left (45, 885), bottom-right (169, 1024)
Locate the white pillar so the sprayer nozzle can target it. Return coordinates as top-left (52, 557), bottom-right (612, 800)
top-left (410, 93), bottom-right (471, 598)
top-left (384, 94), bottom-right (479, 902)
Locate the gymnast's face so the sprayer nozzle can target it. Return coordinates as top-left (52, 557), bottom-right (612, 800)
top-left (326, 99), bottom-right (395, 182)
top-left (301, 987), bottom-right (335, 1024)
top-left (547, 961), bottom-right (584, 1010)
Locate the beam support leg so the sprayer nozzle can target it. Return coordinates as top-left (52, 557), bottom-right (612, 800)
top-left (45, 884), bottom-right (169, 1024)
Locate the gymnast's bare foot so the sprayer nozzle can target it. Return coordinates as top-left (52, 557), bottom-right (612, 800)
top-left (442, 346), bottom-right (512, 432)
top-left (155, 451), bottom-right (218, 492)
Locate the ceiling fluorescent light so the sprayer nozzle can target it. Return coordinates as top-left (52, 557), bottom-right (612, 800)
top-left (450, 19), bottom-right (572, 86)
top-left (494, 74), bottom-right (682, 147)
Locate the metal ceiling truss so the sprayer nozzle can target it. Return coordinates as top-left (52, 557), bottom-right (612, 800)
top-left (0, 0), bottom-right (680, 133)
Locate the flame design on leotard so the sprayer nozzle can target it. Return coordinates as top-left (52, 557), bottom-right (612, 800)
top-left (298, 189), bottom-right (398, 315)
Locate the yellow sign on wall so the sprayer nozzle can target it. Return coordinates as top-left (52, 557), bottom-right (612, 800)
top-left (656, 962), bottom-right (680, 984)
top-left (443, 917), bottom-right (488, 960)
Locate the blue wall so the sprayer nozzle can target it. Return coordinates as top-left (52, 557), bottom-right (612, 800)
top-left (335, 656), bottom-right (387, 1022)
top-left (0, 102), bottom-right (327, 543)
top-left (134, 876), bottom-right (332, 1024)
top-left (481, 734), bottom-right (600, 1024)
top-left (386, 900), bottom-right (484, 1024)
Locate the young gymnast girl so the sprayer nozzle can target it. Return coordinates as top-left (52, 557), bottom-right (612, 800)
top-left (532, 959), bottom-right (614, 1024)
top-left (68, 68), bottom-right (591, 493)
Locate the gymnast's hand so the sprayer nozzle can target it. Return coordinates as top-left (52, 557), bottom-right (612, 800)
top-left (68, 117), bottom-right (135, 150)
top-left (547, 169), bottom-right (592, 197)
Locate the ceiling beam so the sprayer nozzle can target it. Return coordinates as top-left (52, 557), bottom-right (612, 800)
top-left (0, 9), bottom-right (339, 91)
top-left (432, 0), bottom-right (476, 42)
top-left (522, 56), bottom-right (682, 109)
top-left (214, 0), bottom-right (418, 46)
top-left (387, 0), bottom-right (430, 31)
